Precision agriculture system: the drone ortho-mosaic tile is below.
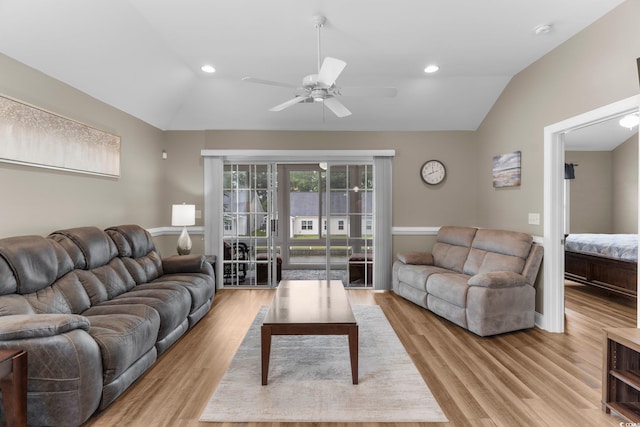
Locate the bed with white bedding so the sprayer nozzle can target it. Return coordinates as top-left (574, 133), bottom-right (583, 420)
top-left (564, 233), bottom-right (637, 298)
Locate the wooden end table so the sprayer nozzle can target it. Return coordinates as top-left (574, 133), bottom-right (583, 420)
top-left (0, 349), bottom-right (27, 427)
top-left (261, 280), bottom-right (358, 385)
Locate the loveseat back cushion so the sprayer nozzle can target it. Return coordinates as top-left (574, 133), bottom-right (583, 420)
top-left (0, 236), bottom-right (74, 295)
top-left (50, 227), bottom-right (119, 270)
top-left (432, 226), bottom-right (477, 273)
top-left (463, 229), bottom-right (533, 276)
top-left (106, 225), bottom-right (163, 283)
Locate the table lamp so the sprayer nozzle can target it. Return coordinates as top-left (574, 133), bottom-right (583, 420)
top-left (172, 203), bottom-right (195, 255)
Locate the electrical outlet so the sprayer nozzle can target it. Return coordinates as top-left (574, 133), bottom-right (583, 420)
top-left (528, 213), bottom-right (540, 225)
top-left (195, 210), bottom-right (202, 219)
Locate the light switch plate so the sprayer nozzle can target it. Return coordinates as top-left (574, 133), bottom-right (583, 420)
top-left (528, 213), bottom-right (540, 225)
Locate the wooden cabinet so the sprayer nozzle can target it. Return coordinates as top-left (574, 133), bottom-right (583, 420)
top-left (603, 328), bottom-right (640, 421)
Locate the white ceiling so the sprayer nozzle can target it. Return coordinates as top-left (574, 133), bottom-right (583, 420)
top-left (0, 0), bottom-right (627, 132)
top-left (565, 113), bottom-right (639, 151)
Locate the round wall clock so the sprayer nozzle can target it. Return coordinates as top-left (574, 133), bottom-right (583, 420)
top-left (420, 160), bottom-right (446, 185)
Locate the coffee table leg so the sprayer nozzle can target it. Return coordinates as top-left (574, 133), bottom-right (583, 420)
top-left (261, 325), bottom-right (272, 385)
top-left (0, 350), bottom-right (27, 427)
top-left (348, 325), bottom-right (358, 384)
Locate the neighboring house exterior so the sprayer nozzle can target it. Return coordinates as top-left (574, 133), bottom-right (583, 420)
top-left (289, 191), bottom-right (373, 238)
top-left (223, 189), bottom-right (267, 236)
top-left (222, 190), bottom-right (372, 238)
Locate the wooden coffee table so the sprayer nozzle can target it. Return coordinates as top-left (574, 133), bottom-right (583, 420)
top-left (261, 280), bottom-right (358, 385)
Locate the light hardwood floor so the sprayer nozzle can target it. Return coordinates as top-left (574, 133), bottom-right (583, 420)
top-left (83, 282), bottom-right (635, 427)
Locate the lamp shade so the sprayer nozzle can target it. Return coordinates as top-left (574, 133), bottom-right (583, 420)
top-left (172, 204), bottom-right (196, 226)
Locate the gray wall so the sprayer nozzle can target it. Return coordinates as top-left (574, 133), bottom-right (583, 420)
top-left (613, 134), bottom-right (639, 233)
top-left (0, 53), bottom-right (165, 237)
top-left (565, 151), bottom-right (613, 233)
top-left (566, 135), bottom-right (638, 234)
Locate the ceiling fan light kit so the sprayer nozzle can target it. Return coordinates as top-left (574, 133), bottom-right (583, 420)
top-left (242, 14), bottom-right (397, 118)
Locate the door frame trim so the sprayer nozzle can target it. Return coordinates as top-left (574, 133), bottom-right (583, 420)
top-left (543, 94), bottom-right (640, 333)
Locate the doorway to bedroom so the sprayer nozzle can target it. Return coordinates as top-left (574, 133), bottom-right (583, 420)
top-left (562, 112), bottom-right (639, 317)
top-left (543, 94), bottom-right (640, 333)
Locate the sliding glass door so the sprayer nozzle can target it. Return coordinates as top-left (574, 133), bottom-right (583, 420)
top-left (326, 164), bottom-right (373, 285)
top-left (222, 163), bottom-right (279, 286)
top-left (282, 163), bottom-right (373, 285)
top-left (203, 150), bottom-right (393, 290)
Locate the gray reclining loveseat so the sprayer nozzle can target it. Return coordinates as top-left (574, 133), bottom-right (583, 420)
top-left (393, 226), bottom-right (543, 336)
top-left (0, 224), bottom-right (215, 426)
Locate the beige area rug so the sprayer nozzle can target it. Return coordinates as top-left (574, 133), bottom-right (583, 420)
top-left (199, 305), bottom-right (448, 423)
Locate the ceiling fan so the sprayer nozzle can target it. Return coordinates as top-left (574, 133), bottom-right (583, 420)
top-left (242, 15), bottom-right (397, 118)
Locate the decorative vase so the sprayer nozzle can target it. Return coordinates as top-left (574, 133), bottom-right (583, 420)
top-left (177, 226), bottom-right (192, 255)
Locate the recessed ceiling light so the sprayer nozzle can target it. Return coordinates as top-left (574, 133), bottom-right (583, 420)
top-left (534, 24), bottom-right (552, 35)
top-left (619, 113), bottom-right (640, 129)
top-left (201, 64), bottom-right (216, 73)
top-left (424, 64), bottom-right (439, 74)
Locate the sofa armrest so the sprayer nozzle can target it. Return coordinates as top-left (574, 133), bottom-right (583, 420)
top-left (468, 271), bottom-right (530, 289)
top-left (0, 314), bottom-right (90, 341)
top-left (162, 255), bottom-right (206, 274)
top-left (397, 252), bottom-right (433, 265)
top-left (0, 315), bottom-right (102, 426)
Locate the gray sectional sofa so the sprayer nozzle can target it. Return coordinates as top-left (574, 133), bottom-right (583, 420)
top-left (0, 224), bottom-right (215, 426)
top-left (393, 226), bottom-right (543, 336)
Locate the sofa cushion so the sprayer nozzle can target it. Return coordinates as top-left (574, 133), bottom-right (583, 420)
top-left (397, 252), bottom-right (433, 265)
top-left (99, 286), bottom-right (191, 341)
top-left (74, 259), bottom-right (137, 305)
top-left (0, 295), bottom-right (35, 316)
top-left (427, 294), bottom-right (467, 329)
top-left (152, 276), bottom-right (215, 311)
top-left (0, 236), bottom-right (74, 295)
top-left (463, 229), bottom-right (532, 276)
top-left (106, 225), bottom-right (157, 259)
top-left (432, 226), bottom-right (477, 273)
top-left (106, 225), bottom-right (163, 282)
top-left (50, 227), bottom-right (119, 270)
top-left (82, 304), bottom-right (160, 383)
top-left (119, 254), bottom-right (163, 284)
top-left (472, 229), bottom-right (533, 258)
top-left (0, 313), bottom-right (90, 340)
top-left (22, 273), bottom-right (92, 315)
top-left (426, 272), bottom-right (470, 308)
top-left (395, 264), bottom-right (450, 292)
top-left (468, 271), bottom-right (530, 288)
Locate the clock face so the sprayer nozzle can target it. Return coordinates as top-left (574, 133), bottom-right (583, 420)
top-left (421, 160), bottom-right (446, 185)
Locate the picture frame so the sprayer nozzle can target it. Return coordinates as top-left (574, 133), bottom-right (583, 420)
top-left (492, 150), bottom-right (521, 188)
top-left (0, 94), bottom-right (121, 177)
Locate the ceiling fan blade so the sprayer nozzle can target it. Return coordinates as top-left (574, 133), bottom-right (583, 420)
top-left (242, 77), bottom-right (298, 89)
top-left (338, 86), bottom-right (398, 98)
top-left (269, 96), bottom-right (310, 112)
top-left (317, 57), bottom-right (346, 87)
top-left (323, 97), bottom-right (352, 118)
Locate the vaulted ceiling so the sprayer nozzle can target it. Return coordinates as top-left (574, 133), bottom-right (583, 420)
top-left (0, 0), bottom-right (627, 131)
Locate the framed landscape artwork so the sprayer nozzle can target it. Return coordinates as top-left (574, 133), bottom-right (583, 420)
top-left (0, 95), bottom-right (121, 177)
top-left (492, 150), bottom-right (521, 188)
